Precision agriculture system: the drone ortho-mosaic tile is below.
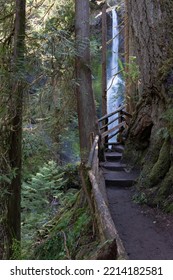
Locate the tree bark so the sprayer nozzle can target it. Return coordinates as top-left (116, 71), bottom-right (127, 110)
top-left (102, 3), bottom-right (107, 118)
top-left (126, 0), bottom-right (172, 146)
top-left (124, 0), bottom-right (138, 115)
top-left (124, 0), bottom-right (173, 210)
top-left (124, 0), bottom-right (130, 113)
top-left (101, 3), bottom-right (108, 143)
top-left (75, 0), bottom-right (98, 163)
top-left (7, 0), bottom-right (26, 258)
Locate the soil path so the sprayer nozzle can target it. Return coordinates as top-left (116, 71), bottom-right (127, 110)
top-left (107, 186), bottom-right (173, 259)
top-left (102, 145), bottom-right (173, 260)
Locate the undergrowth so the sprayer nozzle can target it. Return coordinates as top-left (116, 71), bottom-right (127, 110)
top-left (21, 160), bottom-right (82, 259)
top-left (20, 108), bottom-right (92, 259)
top-left (32, 194), bottom-right (96, 260)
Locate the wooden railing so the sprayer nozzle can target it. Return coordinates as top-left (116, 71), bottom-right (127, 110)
top-left (87, 134), bottom-right (116, 241)
top-left (98, 105), bottom-right (132, 143)
top-left (86, 132), bottom-right (128, 259)
top-left (87, 106), bottom-right (132, 171)
top-left (84, 106), bottom-right (132, 258)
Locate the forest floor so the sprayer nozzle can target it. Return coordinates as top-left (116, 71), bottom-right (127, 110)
top-left (107, 186), bottom-right (173, 260)
top-left (102, 146), bottom-right (173, 260)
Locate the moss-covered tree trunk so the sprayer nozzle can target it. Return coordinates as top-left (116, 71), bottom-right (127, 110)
top-left (124, 0), bottom-right (173, 211)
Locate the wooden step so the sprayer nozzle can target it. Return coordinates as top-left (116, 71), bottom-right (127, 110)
top-left (105, 152), bottom-right (122, 162)
top-left (104, 143), bottom-right (124, 153)
top-left (104, 142), bottom-right (121, 146)
top-left (104, 170), bottom-right (139, 188)
top-left (105, 178), bottom-right (136, 188)
top-left (100, 161), bottom-right (126, 171)
top-left (112, 144), bottom-right (124, 153)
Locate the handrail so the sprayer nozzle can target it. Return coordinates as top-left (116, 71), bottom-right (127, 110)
top-left (98, 105), bottom-right (125, 122)
top-left (99, 106), bottom-right (131, 143)
top-left (87, 135), bottom-right (99, 169)
top-left (121, 110), bottom-right (132, 118)
top-left (87, 134), bottom-right (117, 244)
top-left (84, 107), bottom-right (132, 259)
top-left (100, 115), bottom-right (120, 130)
top-left (86, 132), bottom-right (127, 258)
top-left (87, 107), bottom-right (132, 167)
top-left (101, 122), bottom-right (126, 139)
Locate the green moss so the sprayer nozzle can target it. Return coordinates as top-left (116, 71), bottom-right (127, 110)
top-left (158, 166), bottom-right (173, 197)
top-left (90, 239), bottom-right (117, 260)
top-left (159, 57), bottom-right (173, 80)
top-left (148, 139), bottom-right (170, 186)
top-left (151, 165), bottom-right (173, 208)
top-left (164, 202), bottom-right (173, 213)
top-left (76, 240), bottom-right (100, 260)
top-left (133, 192), bottom-right (148, 204)
top-left (123, 142), bottom-right (144, 168)
top-left (33, 233), bottom-right (67, 260)
top-left (138, 136), bottom-right (163, 188)
top-left (31, 190), bottom-right (100, 260)
top-left (132, 131), bottom-right (173, 212)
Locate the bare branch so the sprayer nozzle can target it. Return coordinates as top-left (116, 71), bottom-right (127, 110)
top-left (61, 231), bottom-right (71, 260)
top-left (107, 70), bottom-right (123, 91)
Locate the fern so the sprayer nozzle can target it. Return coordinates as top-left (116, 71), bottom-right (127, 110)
top-left (21, 160), bottom-right (80, 257)
top-left (22, 161), bottom-right (66, 211)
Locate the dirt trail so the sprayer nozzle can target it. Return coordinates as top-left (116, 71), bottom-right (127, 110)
top-left (107, 186), bottom-right (173, 260)
top-left (102, 145), bottom-right (173, 260)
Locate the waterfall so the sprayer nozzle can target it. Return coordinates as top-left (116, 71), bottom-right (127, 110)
top-left (107, 9), bottom-right (124, 143)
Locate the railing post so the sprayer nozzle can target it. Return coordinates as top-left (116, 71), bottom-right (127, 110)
top-left (98, 133), bottom-right (105, 162)
top-left (104, 117), bottom-right (108, 146)
top-left (118, 104), bottom-right (124, 143)
top-left (89, 132), bottom-right (94, 150)
top-left (118, 104), bottom-right (123, 124)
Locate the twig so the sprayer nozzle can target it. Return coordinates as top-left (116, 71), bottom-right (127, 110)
top-left (107, 70), bottom-right (123, 91)
top-left (41, 3), bottom-right (55, 21)
top-left (61, 231), bottom-right (71, 260)
top-left (0, 12), bottom-right (14, 21)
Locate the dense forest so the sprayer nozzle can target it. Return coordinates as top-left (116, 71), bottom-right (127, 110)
top-left (0, 0), bottom-right (173, 260)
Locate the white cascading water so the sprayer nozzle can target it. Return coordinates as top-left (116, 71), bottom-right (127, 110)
top-left (107, 9), bottom-right (124, 143)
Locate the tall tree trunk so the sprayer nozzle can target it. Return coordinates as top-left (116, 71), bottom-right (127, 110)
top-left (124, 0), bottom-right (130, 113)
top-left (124, 0), bottom-right (138, 115)
top-left (102, 2), bottom-right (107, 118)
top-left (124, 0), bottom-right (173, 210)
top-left (101, 3), bottom-right (108, 143)
top-left (7, 0), bottom-right (26, 258)
top-left (75, 0), bottom-right (98, 163)
top-left (126, 0), bottom-right (172, 146)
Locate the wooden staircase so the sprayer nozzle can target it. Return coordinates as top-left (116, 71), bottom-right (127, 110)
top-left (86, 107), bottom-right (139, 259)
top-left (100, 144), bottom-right (139, 189)
top-left (97, 106), bottom-right (139, 189)
top-left (87, 107), bottom-right (173, 260)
